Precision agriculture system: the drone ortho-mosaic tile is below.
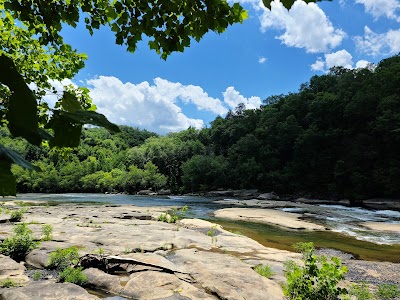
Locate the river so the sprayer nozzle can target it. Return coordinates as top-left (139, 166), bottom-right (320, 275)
top-left (9, 193), bottom-right (400, 263)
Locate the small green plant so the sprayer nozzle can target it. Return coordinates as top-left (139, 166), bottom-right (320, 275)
top-left (180, 205), bottom-right (188, 217)
top-left (41, 224), bottom-right (53, 241)
top-left (0, 278), bottom-right (17, 288)
top-left (157, 205), bottom-right (189, 223)
top-left (254, 264), bottom-right (274, 278)
top-left (349, 282), bottom-right (373, 300)
top-left (207, 225), bottom-right (218, 246)
top-left (96, 247), bottom-right (105, 256)
top-left (376, 283), bottom-right (400, 300)
top-left (282, 242), bottom-right (348, 300)
top-left (207, 225), bottom-right (217, 237)
top-left (0, 223), bottom-right (38, 261)
top-left (58, 266), bottom-right (87, 285)
top-left (33, 270), bottom-right (41, 281)
top-left (48, 246), bottom-right (80, 270)
top-left (9, 208), bottom-right (26, 222)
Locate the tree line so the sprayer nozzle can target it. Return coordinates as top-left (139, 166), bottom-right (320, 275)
top-left (2, 54), bottom-right (399, 202)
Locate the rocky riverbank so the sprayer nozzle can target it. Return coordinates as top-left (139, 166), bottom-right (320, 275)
top-left (0, 201), bottom-right (399, 299)
top-left (0, 202), bottom-right (299, 299)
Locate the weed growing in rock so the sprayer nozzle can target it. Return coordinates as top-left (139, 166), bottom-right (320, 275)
top-left (207, 225), bottom-right (218, 246)
top-left (254, 264), bottom-right (274, 278)
top-left (348, 281), bottom-right (373, 300)
top-left (0, 278), bottom-right (17, 288)
top-left (41, 224), bottom-right (53, 241)
top-left (158, 205), bottom-right (188, 223)
top-left (48, 247), bottom-right (87, 286)
top-left (48, 246), bottom-right (80, 270)
top-left (207, 225), bottom-right (217, 237)
top-left (58, 266), bottom-right (87, 285)
top-left (0, 223), bottom-right (38, 261)
top-left (96, 247), bottom-right (105, 256)
top-left (376, 283), bottom-right (400, 300)
top-left (9, 208), bottom-right (27, 222)
top-left (33, 270), bottom-right (41, 281)
top-left (282, 242), bottom-right (348, 300)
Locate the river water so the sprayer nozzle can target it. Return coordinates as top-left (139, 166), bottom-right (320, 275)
top-left (10, 193), bottom-right (400, 262)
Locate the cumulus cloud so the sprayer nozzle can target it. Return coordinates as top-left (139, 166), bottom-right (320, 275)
top-left (311, 58), bottom-right (326, 71)
top-left (223, 87), bottom-right (262, 110)
top-left (85, 77), bottom-right (262, 134)
top-left (355, 0), bottom-right (400, 21)
top-left (311, 49), bottom-right (371, 72)
top-left (86, 76), bottom-right (225, 134)
top-left (325, 49), bottom-right (354, 69)
top-left (259, 0), bottom-right (346, 53)
top-left (258, 56), bottom-right (267, 64)
top-left (354, 26), bottom-right (400, 56)
top-left (355, 60), bottom-right (370, 68)
top-left (30, 76), bottom-right (262, 134)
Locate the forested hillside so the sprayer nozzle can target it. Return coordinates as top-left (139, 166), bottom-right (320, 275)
top-left (3, 54), bottom-right (399, 201)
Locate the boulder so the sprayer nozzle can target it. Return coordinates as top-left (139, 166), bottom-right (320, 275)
top-left (83, 268), bottom-right (122, 295)
top-left (0, 255), bottom-right (29, 286)
top-left (157, 189), bottom-right (171, 195)
top-left (169, 249), bottom-right (285, 300)
top-left (233, 189), bottom-right (259, 199)
top-left (206, 191), bottom-right (234, 197)
top-left (0, 255), bottom-right (25, 277)
top-left (137, 190), bottom-right (154, 195)
top-left (257, 192), bottom-right (280, 200)
top-left (0, 282), bottom-right (99, 300)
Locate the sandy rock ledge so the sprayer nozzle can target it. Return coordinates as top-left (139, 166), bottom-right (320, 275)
top-left (0, 204), bottom-right (302, 300)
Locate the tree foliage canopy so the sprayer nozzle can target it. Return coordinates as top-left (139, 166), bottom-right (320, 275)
top-left (0, 0), bottom-right (250, 195)
top-left (1, 0), bottom-right (321, 195)
top-left (3, 54), bottom-right (400, 202)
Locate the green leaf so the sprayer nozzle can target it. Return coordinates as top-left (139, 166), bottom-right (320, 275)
top-left (45, 114), bottom-right (82, 148)
top-left (61, 91), bottom-right (82, 112)
top-left (62, 110), bottom-right (120, 132)
top-left (262, 0), bottom-right (328, 9)
top-left (111, 23), bottom-right (120, 33)
top-left (0, 144), bottom-right (41, 171)
top-left (0, 159), bottom-right (16, 196)
top-left (38, 128), bottom-right (53, 141)
top-left (0, 55), bottom-right (41, 145)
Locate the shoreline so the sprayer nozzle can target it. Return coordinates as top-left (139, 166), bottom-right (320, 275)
top-left (213, 207), bottom-right (327, 231)
top-left (0, 202), bottom-right (398, 299)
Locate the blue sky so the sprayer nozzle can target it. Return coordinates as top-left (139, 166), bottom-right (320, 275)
top-left (50, 0), bottom-right (400, 134)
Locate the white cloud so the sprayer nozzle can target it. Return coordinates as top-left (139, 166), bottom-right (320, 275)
top-left (223, 87), bottom-right (262, 110)
top-left (86, 76), bottom-right (226, 134)
top-left (31, 76), bottom-right (262, 134)
top-left (258, 56), bottom-right (267, 63)
top-left (311, 49), bottom-right (371, 72)
top-left (355, 60), bottom-right (370, 68)
top-left (355, 0), bottom-right (400, 21)
top-left (86, 77), bottom-right (262, 134)
top-left (259, 0), bottom-right (346, 53)
top-left (354, 26), bottom-right (400, 56)
top-left (311, 58), bottom-right (326, 71)
top-left (325, 49), bottom-right (353, 69)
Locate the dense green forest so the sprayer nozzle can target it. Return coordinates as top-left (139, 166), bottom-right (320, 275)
top-left (2, 54), bottom-right (399, 201)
